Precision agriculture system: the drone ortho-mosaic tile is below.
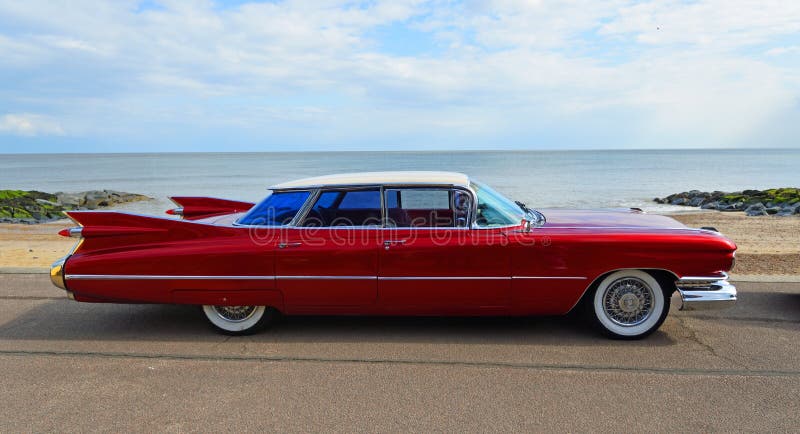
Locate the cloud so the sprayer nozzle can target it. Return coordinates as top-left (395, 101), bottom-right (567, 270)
top-left (0, 113), bottom-right (65, 137)
top-left (766, 46), bottom-right (800, 56)
top-left (599, 0), bottom-right (800, 48)
top-left (0, 0), bottom-right (798, 151)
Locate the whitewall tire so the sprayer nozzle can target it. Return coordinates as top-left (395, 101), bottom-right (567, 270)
top-left (202, 305), bottom-right (272, 335)
top-left (589, 270), bottom-right (670, 339)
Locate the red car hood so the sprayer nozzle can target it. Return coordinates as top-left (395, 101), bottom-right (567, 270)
top-left (539, 209), bottom-right (686, 229)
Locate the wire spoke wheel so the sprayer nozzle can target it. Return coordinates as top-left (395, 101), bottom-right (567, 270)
top-left (202, 305), bottom-right (272, 335)
top-left (602, 277), bottom-right (654, 326)
top-left (212, 305), bottom-right (258, 322)
top-left (589, 270), bottom-right (669, 339)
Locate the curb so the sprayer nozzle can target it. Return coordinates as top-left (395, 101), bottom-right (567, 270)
top-left (0, 267), bottom-right (49, 274)
top-left (729, 274), bottom-right (800, 283)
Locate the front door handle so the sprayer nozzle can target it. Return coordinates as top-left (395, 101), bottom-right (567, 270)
top-left (383, 240), bottom-right (406, 250)
top-left (278, 242), bottom-right (302, 249)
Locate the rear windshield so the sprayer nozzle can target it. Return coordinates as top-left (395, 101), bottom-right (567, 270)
top-left (237, 190), bottom-right (310, 226)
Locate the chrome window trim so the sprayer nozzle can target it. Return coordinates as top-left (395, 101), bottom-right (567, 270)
top-left (276, 184), bottom-right (479, 230)
top-left (289, 188), bottom-right (321, 226)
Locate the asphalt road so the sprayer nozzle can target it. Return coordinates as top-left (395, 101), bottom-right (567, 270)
top-left (0, 274), bottom-right (798, 432)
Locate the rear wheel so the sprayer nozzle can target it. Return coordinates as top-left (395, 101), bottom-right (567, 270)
top-left (588, 270), bottom-right (670, 339)
top-left (202, 305), bottom-right (275, 335)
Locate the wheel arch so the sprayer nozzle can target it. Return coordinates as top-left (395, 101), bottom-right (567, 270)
top-left (568, 267), bottom-right (679, 314)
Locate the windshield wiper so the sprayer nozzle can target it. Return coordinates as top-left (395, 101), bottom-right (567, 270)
top-left (516, 200), bottom-right (545, 228)
top-left (515, 200), bottom-right (531, 213)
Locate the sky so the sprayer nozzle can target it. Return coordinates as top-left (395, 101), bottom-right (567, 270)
top-left (0, 0), bottom-right (799, 153)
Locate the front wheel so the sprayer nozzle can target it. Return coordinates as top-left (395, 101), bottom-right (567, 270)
top-left (202, 305), bottom-right (275, 335)
top-left (588, 270), bottom-right (670, 339)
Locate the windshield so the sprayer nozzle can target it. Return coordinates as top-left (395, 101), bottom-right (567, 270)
top-left (471, 181), bottom-right (526, 227)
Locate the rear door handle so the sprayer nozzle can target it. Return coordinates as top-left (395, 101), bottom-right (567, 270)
top-left (278, 242), bottom-right (302, 249)
top-left (383, 240), bottom-right (406, 250)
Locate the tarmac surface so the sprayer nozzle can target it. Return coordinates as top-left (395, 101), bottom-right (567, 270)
top-left (0, 274), bottom-right (798, 432)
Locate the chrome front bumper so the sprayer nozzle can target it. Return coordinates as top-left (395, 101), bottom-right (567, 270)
top-left (676, 275), bottom-right (737, 311)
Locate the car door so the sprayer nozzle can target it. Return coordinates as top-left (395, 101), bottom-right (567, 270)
top-left (274, 188), bottom-right (381, 312)
top-left (378, 187), bottom-right (511, 314)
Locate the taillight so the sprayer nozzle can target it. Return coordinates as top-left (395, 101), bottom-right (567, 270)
top-left (166, 208), bottom-right (184, 217)
top-left (58, 227), bottom-right (83, 238)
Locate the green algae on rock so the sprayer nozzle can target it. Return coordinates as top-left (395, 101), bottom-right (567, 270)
top-left (0, 190), bottom-right (151, 224)
top-left (654, 188), bottom-right (800, 216)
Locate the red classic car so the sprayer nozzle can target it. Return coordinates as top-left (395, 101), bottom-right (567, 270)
top-left (50, 171), bottom-right (737, 339)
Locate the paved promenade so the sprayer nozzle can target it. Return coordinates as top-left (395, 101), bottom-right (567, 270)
top-left (0, 274), bottom-right (798, 432)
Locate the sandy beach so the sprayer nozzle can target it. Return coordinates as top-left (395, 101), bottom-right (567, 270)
top-left (0, 212), bottom-right (797, 275)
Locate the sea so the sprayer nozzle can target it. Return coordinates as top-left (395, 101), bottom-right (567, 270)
top-left (1, 149), bottom-right (798, 216)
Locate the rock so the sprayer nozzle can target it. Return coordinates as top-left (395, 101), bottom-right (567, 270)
top-left (0, 189), bottom-right (151, 224)
top-left (744, 203), bottom-right (768, 216)
top-left (719, 202), bottom-right (744, 212)
top-left (776, 202), bottom-right (800, 216)
top-left (55, 192), bottom-right (84, 208)
top-left (83, 190), bottom-right (111, 209)
top-left (688, 196), bottom-right (705, 207)
top-left (654, 188), bottom-right (800, 215)
top-left (35, 198), bottom-right (59, 207)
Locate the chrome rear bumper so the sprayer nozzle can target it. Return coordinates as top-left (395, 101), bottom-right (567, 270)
top-left (676, 275), bottom-right (737, 311)
top-left (50, 256), bottom-right (68, 290)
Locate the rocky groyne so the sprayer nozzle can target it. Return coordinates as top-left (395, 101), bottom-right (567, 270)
top-left (0, 190), bottom-right (151, 224)
top-left (654, 188), bottom-right (800, 216)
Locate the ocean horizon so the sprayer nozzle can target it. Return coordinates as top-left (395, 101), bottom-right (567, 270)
top-left (2, 148), bottom-right (799, 216)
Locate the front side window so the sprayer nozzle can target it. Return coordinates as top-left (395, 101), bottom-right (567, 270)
top-left (301, 189), bottom-right (382, 227)
top-left (385, 188), bottom-right (470, 228)
top-left (237, 190), bottom-right (310, 226)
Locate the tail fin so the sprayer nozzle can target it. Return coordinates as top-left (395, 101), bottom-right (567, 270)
top-left (168, 197), bottom-right (254, 220)
top-left (63, 211), bottom-right (233, 254)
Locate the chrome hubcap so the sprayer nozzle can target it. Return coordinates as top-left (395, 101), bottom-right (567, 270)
top-left (602, 277), bottom-right (654, 326)
top-left (212, 305), bottom-right (257, 322)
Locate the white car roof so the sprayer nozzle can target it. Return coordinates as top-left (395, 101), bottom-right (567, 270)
top-left (270, 171), bottom-right (470, 190)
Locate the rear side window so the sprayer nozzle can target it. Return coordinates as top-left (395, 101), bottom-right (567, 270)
top-left (237, 191), bottom-right (310, 226)
top-left (302, 189), bottom-right (382, 227)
